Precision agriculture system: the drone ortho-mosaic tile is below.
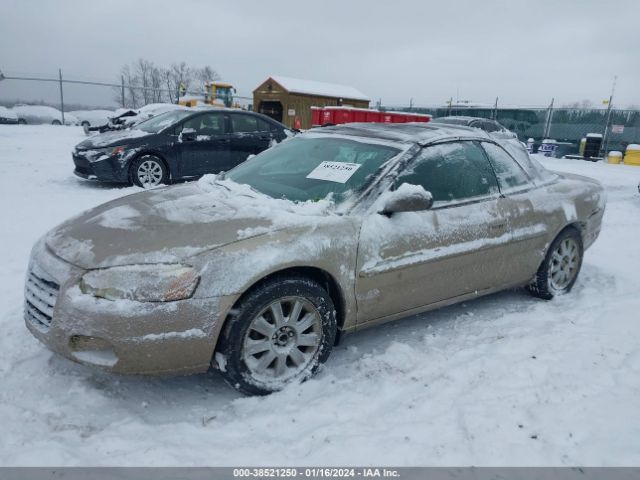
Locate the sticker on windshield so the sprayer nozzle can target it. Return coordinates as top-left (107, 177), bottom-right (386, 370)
top-left (306, 161), bottom-right (361, 184)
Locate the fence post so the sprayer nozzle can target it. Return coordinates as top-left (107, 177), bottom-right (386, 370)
top-left (600, 77), bottom-right (616, 157)
top-left (543, 98), bottom-right (554, 138)
top-left (121, 75), bottom-right (125, 108)
top-left (58, 69), bottom-right (65, 125)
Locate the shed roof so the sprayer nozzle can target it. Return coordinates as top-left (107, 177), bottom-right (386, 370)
top-left (266, 75), bottom-right (370, 101)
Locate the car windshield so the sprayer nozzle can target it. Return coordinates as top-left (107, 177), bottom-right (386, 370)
top-left (133, 110), bottom-right (192, 133)
top-left (226, 136), bottom-right (403, 203)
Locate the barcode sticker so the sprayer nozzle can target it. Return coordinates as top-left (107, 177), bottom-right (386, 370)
top-left (306, 161), bottom-right (361, 184)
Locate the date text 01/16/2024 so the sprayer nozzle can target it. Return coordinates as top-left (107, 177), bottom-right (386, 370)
top-left (232, 468), bottom-right (400, 478)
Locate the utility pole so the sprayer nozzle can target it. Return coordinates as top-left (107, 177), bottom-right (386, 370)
top-left (58, 69), bottom-right (65, 125)
top-left (543, 97), bottom-right (554, 138)
top-left (600, 75), bottom-right (617, 157)
top-left (121, 75), bottom-right (125, 108)
top-left (493, 96), bottom-right (499, 120)
top-left (409, 98), bottom-right (413, 111)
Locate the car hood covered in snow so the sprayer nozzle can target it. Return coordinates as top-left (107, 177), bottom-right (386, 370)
top-left (44, 176), bottom-right (336, 269)
top-left (75, 128), bottom-right (153, 150)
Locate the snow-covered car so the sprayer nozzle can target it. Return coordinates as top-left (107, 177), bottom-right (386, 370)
top-left (122, 103), bottom-right (188, 127)
top-left (0, 106), bottom-right (19, 124)
top-left (25, 123), bottom-right (605, 395)
top-left (12, 105), bottom-right (78, 125)
top-left (69, 109), bottom-right (115, 128)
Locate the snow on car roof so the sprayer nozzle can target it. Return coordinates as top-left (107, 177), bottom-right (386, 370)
top-left (309, 122), bottom-right (491, 145)
top-left (269, 75), bottom-right (370, 101)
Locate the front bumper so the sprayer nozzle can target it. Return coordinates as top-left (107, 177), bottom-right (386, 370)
top-left (24, 240), bottom-right (229, 375)
top-left (72, 151), bottom-right (129, 183)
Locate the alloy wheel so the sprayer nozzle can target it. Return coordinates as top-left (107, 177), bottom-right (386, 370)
top-left (548, 237), bottom-right (580, 291)
top-left (242, 296), bottom-right (323, 383)
top-left (136, 159), bottom-right (163, 188)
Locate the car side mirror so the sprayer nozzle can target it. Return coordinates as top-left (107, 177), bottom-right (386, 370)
top-left (380, 184), bottom-right (433, 216)
top-left (181, 127), bottom-right (197, 142)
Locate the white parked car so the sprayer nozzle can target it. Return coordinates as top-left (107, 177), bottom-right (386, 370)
top-left (69, 109), bottom-right (114, 127)
top-left (121, 103), bottom-right (188, 127)
top-left (12, 105), bottom-right (78, 126)
top-left (0, 106), bottom-right (19, 124)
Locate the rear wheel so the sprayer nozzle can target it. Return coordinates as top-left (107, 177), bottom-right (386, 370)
top-left (130, 155), bottom-right (168, 188)
top-left (51, 120), bottom-right (61, 125)
top-left (216, 276), bottom-right (337, 395)
top-left (528, 228), bottom-right (583, 300)
top-left (81, 120), bottom-right (90, 127)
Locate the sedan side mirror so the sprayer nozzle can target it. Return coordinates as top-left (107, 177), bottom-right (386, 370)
top-left (380, 184), bottom-right (433, 216)
top-left (181, 127), bottom-right (197, 142)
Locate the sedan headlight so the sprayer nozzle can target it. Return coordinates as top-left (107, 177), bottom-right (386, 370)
top-left (86, 145), bottom-right (126, 162)
top-left (80, 264), bottom-right (199, 302)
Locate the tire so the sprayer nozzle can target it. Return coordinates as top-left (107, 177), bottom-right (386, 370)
top-left (528, 228), bottom-right (583, 300)
top-left (216, 276), bottom-right (337, 395)
top-left (130, 155), bottom-right (168, 188)
top-left (18, 119), bottom-right (27, 125)
top-left (51, 120), bottom-right (62, 125)
top-left (81, 121), bottom-right (90, 127)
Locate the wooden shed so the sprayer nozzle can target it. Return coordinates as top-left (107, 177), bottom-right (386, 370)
top-left (253, 75), bottom-right (370, 129)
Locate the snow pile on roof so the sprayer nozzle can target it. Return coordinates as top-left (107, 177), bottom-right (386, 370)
top-left (626, 144), bottom-right (640, 151)
top-left (270, 75), bottom-right (370, 101)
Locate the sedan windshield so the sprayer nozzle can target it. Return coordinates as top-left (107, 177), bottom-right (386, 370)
top-left (226, 136), bottom-right (402, 203)
top-left (134, 110), bottom-right (193, 133)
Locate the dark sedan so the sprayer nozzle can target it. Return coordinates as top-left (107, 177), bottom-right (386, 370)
top-left (72, 109), bottom-right (292, 187)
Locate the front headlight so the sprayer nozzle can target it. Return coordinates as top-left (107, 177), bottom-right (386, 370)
top-left (86, 145), bottom-right (125, 162)
top-left (80, 264), bottom-right (199, 302)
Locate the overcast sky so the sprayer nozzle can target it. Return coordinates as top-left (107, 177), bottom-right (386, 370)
top-left (1, 0), bottom-right (639, 109)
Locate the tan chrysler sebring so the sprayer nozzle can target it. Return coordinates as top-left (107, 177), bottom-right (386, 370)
top-left (25, 123), bottom-right (605, 395)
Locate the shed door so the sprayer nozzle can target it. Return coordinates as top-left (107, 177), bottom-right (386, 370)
top-left (258, 101), bottom-right (283, 123)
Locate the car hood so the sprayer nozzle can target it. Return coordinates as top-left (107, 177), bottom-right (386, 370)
top-left (75, 128), bottom-right (153, 150)
top-left (45, 177), bottom-right (336, 269)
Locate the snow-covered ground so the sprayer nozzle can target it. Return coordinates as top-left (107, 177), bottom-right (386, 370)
top-left (1, 125), bottom-right (639, 466)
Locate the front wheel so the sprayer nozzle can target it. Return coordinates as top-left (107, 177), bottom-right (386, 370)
top-left (51, 119), bottom-right (62, 125)
top-left (528, 228), bottom-right (583, 300)
top-left (216, 276), bottom-right (337, 395)
top-left (130, 155), bottom-right (168, 188)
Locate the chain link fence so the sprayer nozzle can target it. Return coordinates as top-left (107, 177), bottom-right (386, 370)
top-left (0, 70), bottom-right (254, 117)
top-left (2, 71), bottom-right (639, 157)
top-left (383, 103), bottom-right (640, 156)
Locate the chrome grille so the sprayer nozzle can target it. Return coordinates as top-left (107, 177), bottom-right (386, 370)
top-left (24, 264), bottom-right (60, 332)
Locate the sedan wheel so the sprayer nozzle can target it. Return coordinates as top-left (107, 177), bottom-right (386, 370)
top-left (217, 276), bottom-right (337, 395)
top-left (131, 156), bottom-right (167, 188)
top-left (548, 238), bottom-right (580, 291)
top-left (243, 297), bottom-right (323, 383)
top-left (528, 228), bottom-right (583, 300)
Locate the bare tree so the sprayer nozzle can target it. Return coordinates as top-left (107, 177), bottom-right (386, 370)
top-left (116, 59), bottom-right (221, 107)
top-left (194, 65), bottom-right (220, 88)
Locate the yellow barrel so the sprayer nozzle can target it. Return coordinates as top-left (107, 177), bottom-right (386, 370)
top-left (607, 151), bottom-right (623, 164)
top-left (623, 144), bottom-right (640, 166)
